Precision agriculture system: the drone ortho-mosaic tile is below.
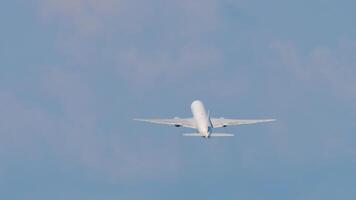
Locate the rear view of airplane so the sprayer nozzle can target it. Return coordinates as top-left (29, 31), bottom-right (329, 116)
top-left (134, 100), bottom-right (275, 138)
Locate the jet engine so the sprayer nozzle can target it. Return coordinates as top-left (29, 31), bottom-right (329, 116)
top-left (174, 117), bottom-right (181, 127)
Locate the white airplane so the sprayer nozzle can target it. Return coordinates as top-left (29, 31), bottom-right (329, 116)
top-left (134, 100), bottom-right (275, 138)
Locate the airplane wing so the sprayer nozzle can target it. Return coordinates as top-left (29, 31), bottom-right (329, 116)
top-left (210, 118), bottom-right (276, 128)
top-left (133, 118), bottom-right (196, 129)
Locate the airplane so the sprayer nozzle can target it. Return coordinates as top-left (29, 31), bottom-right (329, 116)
top-left (134, 100), bottom-right (275, 138)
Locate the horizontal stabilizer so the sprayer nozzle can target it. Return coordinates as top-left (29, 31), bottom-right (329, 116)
top-left (210, 133), bottom-right (234, 137)
top-left (183, 133), bottom-right (234, 137)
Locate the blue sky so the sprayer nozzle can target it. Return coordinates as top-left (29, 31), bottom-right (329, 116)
top-left (1, 0), bottom-right (356, 199)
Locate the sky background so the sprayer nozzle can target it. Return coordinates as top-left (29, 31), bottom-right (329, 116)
top-left (1, 0), bottom-right (356, 199)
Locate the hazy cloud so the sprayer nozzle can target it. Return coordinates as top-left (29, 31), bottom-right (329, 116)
top-left (270, 39), bottom-right (356, 101)
top-left (0, 67), bottom-right (181, 180)
top-left (36, 0), bottom-right (224, 87)
top-left (0, 92), bottom-right (53, 160)
top-left (8, 0), bottom-right (353, 186)
top-left (41, 67), bottom-right (181, 180)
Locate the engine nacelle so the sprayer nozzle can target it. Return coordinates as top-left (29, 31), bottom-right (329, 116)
top-left (174, 117), bottom-right (181, 127)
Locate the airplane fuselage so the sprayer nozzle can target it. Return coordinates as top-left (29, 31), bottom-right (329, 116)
top-left (191, 100), bottom-right (211, 137)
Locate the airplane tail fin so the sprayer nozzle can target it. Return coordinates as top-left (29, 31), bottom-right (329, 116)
top-left (208, 110), bottom-right (214, 128)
